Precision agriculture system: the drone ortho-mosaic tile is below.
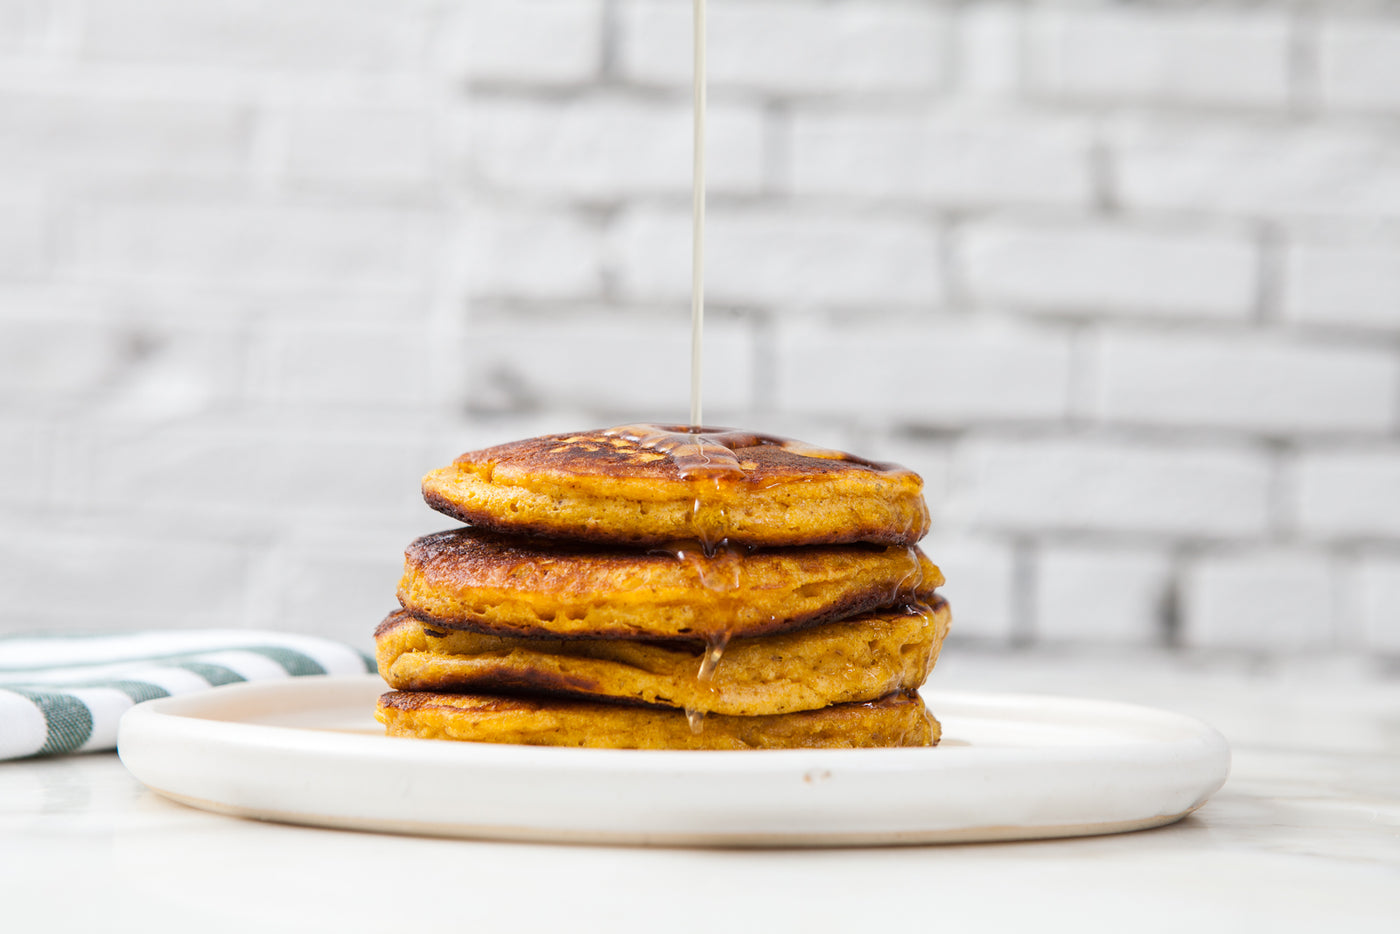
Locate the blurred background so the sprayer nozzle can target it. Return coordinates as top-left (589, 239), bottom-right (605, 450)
top-left (1, 0), bottom-right (1397, 657)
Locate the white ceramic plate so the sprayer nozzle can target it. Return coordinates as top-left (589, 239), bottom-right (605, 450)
top-left (117, 675), bottom-right (1229, 847)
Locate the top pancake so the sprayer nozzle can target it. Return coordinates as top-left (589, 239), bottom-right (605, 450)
top-left (421, 425), bottom-right (931, 548)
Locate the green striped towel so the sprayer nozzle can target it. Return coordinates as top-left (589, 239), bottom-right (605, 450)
top-left (0, 630), bottom-right (374, 760)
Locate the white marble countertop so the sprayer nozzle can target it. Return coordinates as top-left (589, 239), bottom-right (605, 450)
top-left (2, 649), bottom-right (1397, 933)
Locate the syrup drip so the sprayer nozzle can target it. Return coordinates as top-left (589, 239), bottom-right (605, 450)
top-left (658, 539), bottom-right (746, 588)
top-left (684, 634), bottom-right (731, 734)
top-left (697, 631), bottom-right (730, 681)
top-left (685, 707), bottom-right (706, 733)
top-left (600, 424), bottom-right (928, 733)
top-left (654, 539), bottom-right (742, 732)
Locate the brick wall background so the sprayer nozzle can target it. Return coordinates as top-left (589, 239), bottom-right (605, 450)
top-left (2, 0), bottom-right (1398, 655)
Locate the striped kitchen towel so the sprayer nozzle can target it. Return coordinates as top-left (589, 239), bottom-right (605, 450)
top-left (0, 630), bottom-right (374, 760)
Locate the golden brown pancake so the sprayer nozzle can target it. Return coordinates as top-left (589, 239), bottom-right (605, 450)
top-left (397, 528), bottom-right (943, 640)
top-left (376, 690), bottom-right (938, 750)
top-left (421, 425), bottom-right (930, 548)
top-left (375, 597), bottom-right (950, 716)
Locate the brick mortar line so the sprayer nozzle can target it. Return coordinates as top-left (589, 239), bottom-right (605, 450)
top-left (466, 77), bottom-right (1400, 127)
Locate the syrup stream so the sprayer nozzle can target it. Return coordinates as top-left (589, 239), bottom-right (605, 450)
top-left (690, 0), bottom-right (706, 428)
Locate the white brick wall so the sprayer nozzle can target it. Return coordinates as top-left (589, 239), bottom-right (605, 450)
top-left (272, 104), bottom-right (435, 189)
top-left (954, 438), bottom-right (1272, 538)
top-left (1319, 18), bottom-right (1400, 113)
top-left (445, 0), bottom-right (603, 86)
top-left (611, 206), bottom-right (942, 307)
top-left (2, 0), bottom-right (1399, 656)
top-left (0, 419), bottom-right (45, 508)
top-left (1111, 118), bottom-right (1400, 221)
top-left (776, 320), bottom-right (1073, 424)
top-left (0, 314), bottom-right (245, 418)
top-left (249, 324), bottom-right (436, 408)
top-left (1181, 550), bottom-right (1338, 651)
top-left (75, 200), bottom-right (441, 288)
top-left (1033, 545), bottom-right (1171, 645)
top-left (80, 0), bottom-right (438, 71)
top-left (468, 95), bottom-right (765, 199)
top-left (1297, 449), bottom-right (1400, 540)
top-left (960, 221), bottom-right (1258, 319)
top-left (0, 92), bottom-right (248, 181)
top-left (1026, 6), bottom-right (1293, 109)
top-left (464, 207), bottom-right (604, 300)
top-left (87, 418), bottom-right (434, 522)
top-left (1283, 238), bottom-right (1400, 333)
top-left (463, 315), bottom-right (757, 418)
top-left (1356, 557), bottom-right (1400, 652)
top-left (1094, 331), bottom-right (1399, 435)
top-left (791, 106), bottom-right (1094, 209)
top-left (0, 521), bottom-right (251, 629)
top-left (955, 2), bottom-right (1021, 97)
top-left (0, 1), bottom-right (47, 52)
top-left (0, 189), bottom-right (47, 276)
top-left (619, 0), bottom-right (948, 96)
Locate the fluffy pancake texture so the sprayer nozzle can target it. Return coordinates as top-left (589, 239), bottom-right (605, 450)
top-left (376, 690), bottom-right (939, 750)
top-left (376, 598), bottom-right (950, 716)
top-left (397, 528), bottom-right (943, 640)
top-left (421, 426), bottom-right (931, 548)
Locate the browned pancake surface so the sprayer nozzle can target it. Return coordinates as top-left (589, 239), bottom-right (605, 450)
top-left (421, 426), bottom-right (931, 548)
top-left (397, 527), bottom-right (943, 640)
top-left (376, 690), bottom-right (939, 750)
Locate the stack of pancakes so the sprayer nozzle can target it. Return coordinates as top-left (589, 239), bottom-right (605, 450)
top-left (374, 426), bottom-right (950, 750)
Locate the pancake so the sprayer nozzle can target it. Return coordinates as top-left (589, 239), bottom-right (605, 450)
top-left (421, 425), bottom-right (931, 548)
top-left (375, 596), bottom-right (950, 716)
top-left (397, 527), bottom-right (943, 640)
top-left (376, 690), bottom-right (938, 750)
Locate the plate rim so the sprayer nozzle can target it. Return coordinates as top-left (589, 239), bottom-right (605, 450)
top-left (117, 674), bottom-right (1232, 846)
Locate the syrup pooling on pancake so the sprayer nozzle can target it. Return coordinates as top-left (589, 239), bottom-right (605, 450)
top-left (600, 424), bottom-right (905, 480)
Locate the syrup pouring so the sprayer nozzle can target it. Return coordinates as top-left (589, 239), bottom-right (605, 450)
top-left (650, 1), bottom-right (929, 731)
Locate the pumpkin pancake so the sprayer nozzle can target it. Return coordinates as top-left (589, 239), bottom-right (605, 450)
top-left (421, 425), bottom-right (931, 548)
top-left (397, 528), bottom-right (943, 641)
top-left (376, 690), bottom-right (938, 750)
top-left (375, 597), bottom-right (950, 717)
